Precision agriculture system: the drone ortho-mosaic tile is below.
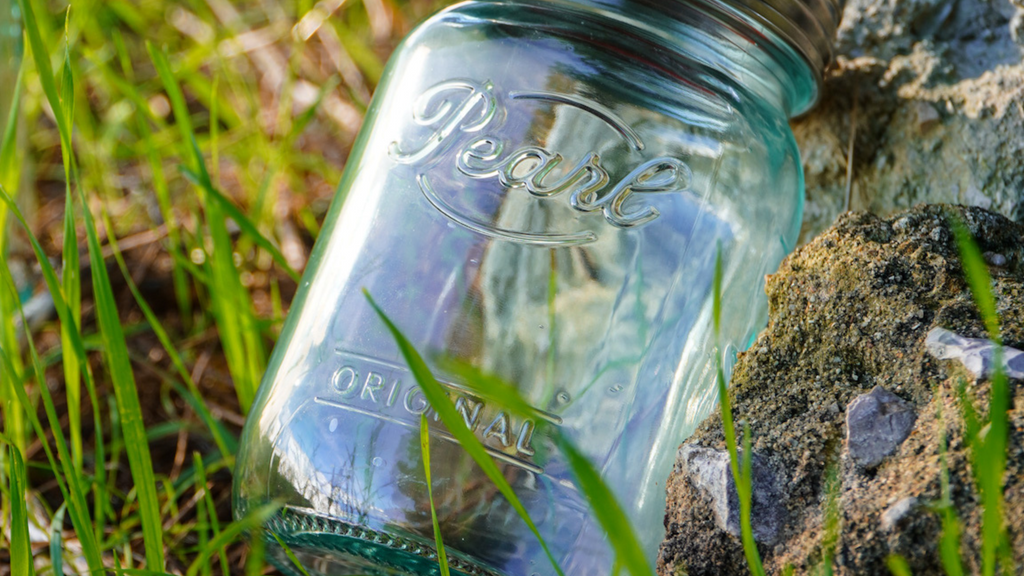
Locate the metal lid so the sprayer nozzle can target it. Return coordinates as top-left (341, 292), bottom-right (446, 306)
top-left (723, 0), bottom-right (845, 73)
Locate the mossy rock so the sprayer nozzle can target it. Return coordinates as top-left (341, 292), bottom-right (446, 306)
top-left (659, 205), bottom-right (1024, 575)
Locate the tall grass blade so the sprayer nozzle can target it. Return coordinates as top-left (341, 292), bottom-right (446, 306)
top-left (0, 49), bottom-right (26, 457)
top-left (440, 358), bottom-right (655, 576)
top-left (16, 0), bottom-right (71, 145)
top-left (111, 31), bottom-right (192, 325)
top-left (818, 462), bottom-right (841, 576)
top-left (50, 503), bottom-right (67, 576)
top-left (31, 27), bottom-right (169, 567)
top-left (245, 529), bottom-right (267, 576)
top-left (0, 52), bottom-right (23, 191)
top-left (0, 233), bottom-right (102, 573)
top-left (365, 290), bottom-right (566, 576)
top-left (0, 434), bottom-right (33, 576)
top-left (184, 504), bottom-right (280, 576)
top-left (712, 247), bottom-right (764, 576)
top-left (149, 43), bottom-right (265, 412)
top-left (58, 20), bottom-right (83, 475)
top-left (78, 185), bottom-right (166, 569)
top-left (180, 167), bottom-right (300, 282)
top-left (106, 210), bottom-right (233, 459)
top-left (553, 435), bottom-right (654, 576)
top-left (194, 452), bottom-right (232, 576)
top-left (936, 390), bottom-right (964, 576)
top-left (420, 414), bottom-right (451, 576)
top-left (270, 532), bottom-right (313, 576)
top-left (3, 0), bottom-right (108, 564)
top-left (949, 216), bottom-right (1008, 576)
top-left (437, 359), bottom-right (546, 420)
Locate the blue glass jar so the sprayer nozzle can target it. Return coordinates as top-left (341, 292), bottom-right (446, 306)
top-left (235, 0), bottom-right (841, 574)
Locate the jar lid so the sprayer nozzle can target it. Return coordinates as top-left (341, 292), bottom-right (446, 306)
top-left (722, 0), bottom-right (845, 72)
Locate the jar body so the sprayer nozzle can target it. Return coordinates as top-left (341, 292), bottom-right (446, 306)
top-left (235, 2), bottom-right (809, 574)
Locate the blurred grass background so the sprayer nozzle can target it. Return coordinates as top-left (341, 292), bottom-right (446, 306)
top-left (0, 0), bottom-right (448, 573)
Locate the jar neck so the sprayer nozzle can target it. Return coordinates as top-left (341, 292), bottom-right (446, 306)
top-left (525, 0), bottom-right (821, 118)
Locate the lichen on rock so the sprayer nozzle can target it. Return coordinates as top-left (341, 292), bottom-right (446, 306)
top-left (658, 205), bottom-right (1024, 575)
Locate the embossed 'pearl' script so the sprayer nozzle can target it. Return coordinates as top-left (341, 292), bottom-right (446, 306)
top-left (389, 78), bottom-right (693, 228)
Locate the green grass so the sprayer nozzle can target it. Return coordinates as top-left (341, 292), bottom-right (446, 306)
top-left (420, 414), bottom-right (451, 576)
top-left (0, 0), bottom-right (411, 573)
top-left (887, 555), bottom-right (913, 576)
top-left (712, 247), bottom-right (765, 576)
top-left (365, 290), bottom-right (567, 576)
top-left (367, 290), bottom-right (655, 576)
top-left (936, 382), bottom-right (965, 576)
top-left (0, 434), bottom-right (32, 576)
top-left (816, 462), bottom-right (841, 576)
top-left (949, 215), bottom-right (1012, 576)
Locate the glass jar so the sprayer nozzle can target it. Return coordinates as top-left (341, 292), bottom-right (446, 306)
top-left (234, 0), bottom-right (841, 574)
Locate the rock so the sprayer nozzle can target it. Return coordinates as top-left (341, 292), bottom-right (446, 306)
top-left (925, 326), bottom-right (1024, 379)
top-left (845, 386), bottom-right (917, 468)
top-left (659, 205), bottom-right (1024, 576)
top-left (880, 497), bottom-right (919, 531)
top-left (677, 445), bottom-right (786, 545)
top-left (793, 0), bottom-right (1024, 243)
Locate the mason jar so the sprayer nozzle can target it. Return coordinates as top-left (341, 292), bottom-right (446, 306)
top-left (234, 0), bottom-right (841, 574)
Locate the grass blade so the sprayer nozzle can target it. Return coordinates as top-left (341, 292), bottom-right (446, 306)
top-left (440, 359), bottom-right (654, 576)
top-left (194, 452), bottom-right (231, 576)
top-left (0, 50), bottom-right (23, 192)
top-left (111, 30), bottom-right (192, 325)
top-left (818, 461), bottom-right (841, 576)
top-left (421, 413), bottom-right (451, 576)
top-left (148, 43), bottom-right (265, 412)
top-left (887, 554), bottom-right (913, 576)
top-left (269, 532), bottom-right (313, 576)
top-left (365, 290), bottom-right (566, 576)
top-left (16, 0), bottom-right (71, 146)
top-left (180, 166), bottom-right (300, 282)
top-left (0, 236), bottom-right (102, 573)
top-left (937, 391), bottom-right (964, 576)
top-left (106, 209), bottom-right (233, 459)
top-left (79, 185), bottom-right (166, 570)
top-left (245, 529), bottom-right (267, 576)
top-left (38, 30), bottom-right (169, 567)
top-left (50, 503), bottom-right (67, 576)
top-left (553, 434), bottom-right (654, 576)
top-left (0, 434), bottom-right (33, 576)
top-left (713, 247), bottom-right (765, 576)
top-left (0, 52), bottom-right (27, 458)
top-left (949, 216), bottom-right (1009, 576)
top-left (59, 19), bottom-right (83, 475)
top-left (185, 504), bottom-right (280, 576)
top-left (4, 0), bottom-right (109, 565)
top-left (437, 359), bottom-right (548, 421)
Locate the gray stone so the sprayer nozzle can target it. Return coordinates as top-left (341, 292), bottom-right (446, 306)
top-left (846, 386), bottom-right (917, 468)
top-left (925, 327), bottom-right (1024, 380)
top-left (677, 444), bottom-right (785, 545)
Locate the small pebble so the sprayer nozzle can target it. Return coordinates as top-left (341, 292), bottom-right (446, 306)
top-left (983, 252), bottom-right (1007, 267)
top-left (881, 497), bottom-right (918, 531)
